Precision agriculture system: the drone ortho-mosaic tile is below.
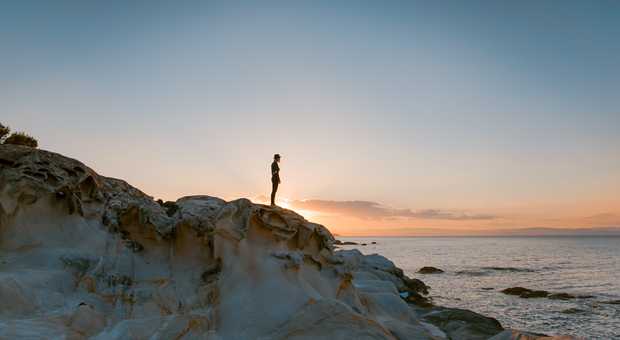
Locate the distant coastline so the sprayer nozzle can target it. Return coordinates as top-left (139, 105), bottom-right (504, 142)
top-left (338, 226), bottom-right (620, 238)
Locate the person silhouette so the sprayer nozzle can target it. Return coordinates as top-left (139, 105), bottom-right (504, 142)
top-left (270, 154), bottom-right (281, 206)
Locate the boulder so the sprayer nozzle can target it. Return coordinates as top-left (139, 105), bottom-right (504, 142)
top-left (422, 307), bottom-right (504, 340)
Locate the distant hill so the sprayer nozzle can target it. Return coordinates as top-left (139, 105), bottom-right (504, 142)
top-left (490, 227), bottom-right (620, 236)
top-left (347, 226), bottom-right (620, 237)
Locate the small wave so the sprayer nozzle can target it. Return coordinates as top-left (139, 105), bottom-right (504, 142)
top-left (482, 266), bottom-right (536, 273)
top-left (455, 270), bottom-right (489, 276)
top-left (455, 266), bottom-right (536, 276)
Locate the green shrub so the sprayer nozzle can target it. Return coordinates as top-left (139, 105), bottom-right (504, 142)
top-left (4, 132), bottom-right (38, 148)
top-left (0, 123), bottom-right (9, 142)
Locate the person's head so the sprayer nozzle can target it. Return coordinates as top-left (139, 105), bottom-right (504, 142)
top-left (274, 154), bottom-right (281, 162)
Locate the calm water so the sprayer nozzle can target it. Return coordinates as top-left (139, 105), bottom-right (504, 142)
top-left (339, 236), bottom-right (620, 339)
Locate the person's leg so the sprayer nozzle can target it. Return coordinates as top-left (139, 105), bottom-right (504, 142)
top-left (271, 181), bottom-right (278, 206)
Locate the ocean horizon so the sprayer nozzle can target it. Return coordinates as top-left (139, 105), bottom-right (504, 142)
top-left (337, 234), bottom-right (620, 238)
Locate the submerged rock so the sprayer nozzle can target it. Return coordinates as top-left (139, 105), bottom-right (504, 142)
top-left (502, 287), bottom-right (549, 298)
top-left (561, 308), bottom-right (586, 314)
top-left (334, 240), bottom-right (359, 245)
top-left (502, 287), bottom-right (585, 300)
top-left (548, 293), bottom-right (576, 300)
top-left (417, 266), bottom-right (445, 274)
top-left (600, 299), bottom-right (620, 305)
top-left (482, 267), bottom-right (535, 273)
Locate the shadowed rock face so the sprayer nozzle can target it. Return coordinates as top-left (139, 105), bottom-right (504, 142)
top-left (0, 145), bottom-right (441, 339)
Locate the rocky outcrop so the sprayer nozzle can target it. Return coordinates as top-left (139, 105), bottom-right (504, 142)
top-left (0, 145), bottom-right (441, 339)
top-left (0, 145), bottom-right (582, 339)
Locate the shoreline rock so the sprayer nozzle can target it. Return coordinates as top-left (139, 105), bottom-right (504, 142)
top-left (502, 287), bottom-right (590, 302)
top-left (422, 307), bottom-right (503, 340)
top-left (0, 145), bottom-right (582, 339)
top-left (334, 239), bottom-right (359, 245)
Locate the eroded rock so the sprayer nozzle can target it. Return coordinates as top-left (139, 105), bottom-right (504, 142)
top-left (0, 145), bottom-right (579, 339)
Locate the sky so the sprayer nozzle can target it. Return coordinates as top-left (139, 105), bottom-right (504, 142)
top-left (2, 1), bottom-right (619, 235)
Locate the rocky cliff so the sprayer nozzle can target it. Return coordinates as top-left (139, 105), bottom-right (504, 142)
top-left (0, 145), bottom-right (577, 339)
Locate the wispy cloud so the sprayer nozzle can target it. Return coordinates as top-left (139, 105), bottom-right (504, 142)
top-left (581, 213), bottom-right (620, 226)
top-left (289, 200), bottom-right (496, 221)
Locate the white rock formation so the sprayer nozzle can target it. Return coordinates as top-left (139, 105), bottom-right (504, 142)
top-left (0, 145), bottom-right (578, 339)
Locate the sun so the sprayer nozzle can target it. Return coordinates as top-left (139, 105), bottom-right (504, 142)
top-left (253, 196), bottom-right (318, 220)
top-left (277, 198), bottom-right (318, 219)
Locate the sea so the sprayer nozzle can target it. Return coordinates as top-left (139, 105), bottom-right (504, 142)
top-left (339, 236), bottom-right (620, 339)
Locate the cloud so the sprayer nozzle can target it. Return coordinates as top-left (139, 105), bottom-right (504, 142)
top-left (289, 200), bottom-right (496, 221)
top-left (581, 213), bottom-right (620, 226)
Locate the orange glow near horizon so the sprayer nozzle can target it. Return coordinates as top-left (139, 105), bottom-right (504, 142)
top-left (265, 197), bottom-right (620, 237)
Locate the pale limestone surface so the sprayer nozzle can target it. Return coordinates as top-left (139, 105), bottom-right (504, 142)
top-left (0, 145), bottom-right (578, 339)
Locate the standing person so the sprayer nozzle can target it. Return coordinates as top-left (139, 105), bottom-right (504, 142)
top-left (270, 154), bottom-right (281, 206)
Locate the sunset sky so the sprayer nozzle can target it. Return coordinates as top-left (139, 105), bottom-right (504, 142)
top-left (2, 1), bottom-right (619, 235)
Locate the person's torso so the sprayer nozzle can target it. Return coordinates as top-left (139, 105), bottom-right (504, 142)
top-left (271, 161), bottom-right (280, 180)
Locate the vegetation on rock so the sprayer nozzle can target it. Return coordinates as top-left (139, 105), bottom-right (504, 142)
top-left (0, 122), bottom-right (38, 148)
top-left (0, 123), bottom-right (9, 141)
